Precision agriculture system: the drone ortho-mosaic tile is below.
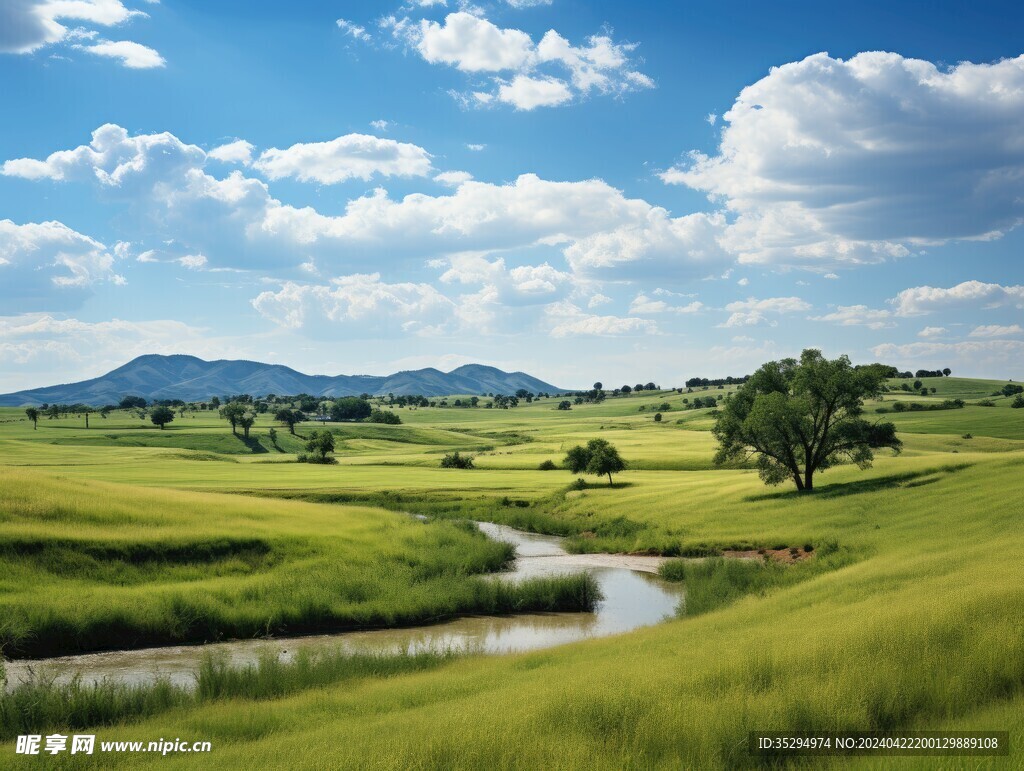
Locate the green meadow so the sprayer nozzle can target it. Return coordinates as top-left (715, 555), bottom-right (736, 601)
top-left (1, 376), bottom-right (1023, 768)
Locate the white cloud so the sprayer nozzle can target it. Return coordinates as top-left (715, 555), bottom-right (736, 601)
top-left (0, 219), bottom-right (124, 311)
top-left (917, 326), bottom-right (947, 338)
top-left (706, 113), bottom-right (717, 126)
top-left (336, 18), bottom-right (371, 42)
top-left (438, 254), bottom-right (572, 304)
top-left (505, 0), bottom-right (552, 7)
top-left (465, 143), bottom-right (486, 151)
top-left (417, 12), bottom-right (534, 72)
top-left (396, 11), bottom-right (652, 110)
top-left (370, 119), bottom-right (391, 131)
top-left (871, 339), bottom-right (1024, 378)
top-left (254, 134), bottom-right (433, 184)
top-left (497, 75), bottom-right (572, 110)
top-left (75, 38), bottom-right (163, 68)
top-left (969, 324), bottom-right (1023, 338)
top-left (736, 277), bottom-right (749, 286)
top-left (433, 170), bottom-right (473, 186)
top-left (663, 52), bottom-right (1024, 268)
top-left (587, 293), bottom-right (611, 308)
top-left (809, 305), bottom-right (894, 329)
top-left (208, 140), bottom-right (254, 166)
top-left (628, 294), bottom-right (702, 315)
top-left (2, 125), bottom-right (734, 284)
top-left (890, 280), bottom-right (1024, 316)
top-left (1, 1), bottom-right (162, 68)
top-left (252, 273), bottom-right (458, 336)
top-left (545, 301), bottom-right (657, 337)
top-left (720, 296), bottom-right (810, 328)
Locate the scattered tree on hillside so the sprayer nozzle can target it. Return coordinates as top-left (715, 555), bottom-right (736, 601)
top-left (330, 397), bottom-right (371, 422)
top-left (563, 438), bottom-right (626, 486)
top-left (557, 400), bottom-right (572, 411)
top-left (440, 451), bottom-right (475, 469)
top-left (367, 409), bottom-right (401, 424)
top-left (712, 349), bottom-right (902, 492)
top-left (1001, 384), bottom-right (1024, 397)
top-left (274, 408), bottom-right (305, 435)
top-left (222, 402), bottom-right (246, 435)
top-left (150, 405), bottom-right (175, 430)
top-left (238, 413), bottom-right (255, 439)
top-left (25, 407), bottom-right (39, 430)
top-left (942, 368), bottom-right (952, 376)
top-left (302, 430), bottom-right (336, 463)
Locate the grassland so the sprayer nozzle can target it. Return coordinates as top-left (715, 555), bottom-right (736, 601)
top-left (1, 377), bottom-right (1022, 768)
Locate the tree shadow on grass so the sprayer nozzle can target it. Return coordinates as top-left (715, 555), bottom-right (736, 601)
top-left (743, 462), bottom-right (972, 502)
top-left (237, 436), bottom-right (269, 454)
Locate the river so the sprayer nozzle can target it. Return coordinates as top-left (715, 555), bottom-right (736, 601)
top-left (3, 521), bottom-right (685, 691)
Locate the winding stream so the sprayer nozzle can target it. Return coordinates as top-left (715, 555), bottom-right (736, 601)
top-left (3, 522), bottom-right (684, 691)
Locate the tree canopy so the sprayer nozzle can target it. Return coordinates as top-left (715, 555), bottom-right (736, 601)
top-left (712, 349), bottom-right (902, 491)
top-left (150, 405), bottom-right (175, 430)
top-left (563, 438), bottom-right (626, 486)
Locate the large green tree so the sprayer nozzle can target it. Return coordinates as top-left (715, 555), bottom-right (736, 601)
top-left (222, 402), bottom-right (247, 435)
top-left (25, 407), bottom-right (39, 430)
top-left (150, 406), bottom-right (175, 430)
top-left (564, 438), bottom-right (626, 486)
top-left (712, 349), bottom-right (902, 491)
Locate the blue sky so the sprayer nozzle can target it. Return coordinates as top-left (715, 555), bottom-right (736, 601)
top-left (2, 0), bottom-right (1023, 391)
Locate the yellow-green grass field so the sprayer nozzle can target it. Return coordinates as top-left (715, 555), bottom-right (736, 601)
top-left (1, 379), bottom-right (1023, 768)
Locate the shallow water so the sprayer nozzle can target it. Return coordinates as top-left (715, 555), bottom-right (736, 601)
top-left (3, 521), bottom-right (684, 691)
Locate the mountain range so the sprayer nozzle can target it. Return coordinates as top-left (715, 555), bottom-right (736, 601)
top-left (0, 355), bottom-right (564, 406)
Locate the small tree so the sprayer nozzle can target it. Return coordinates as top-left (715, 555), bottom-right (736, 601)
top-left (268, 427), bottom-right (279, 449)
top-left (222, 402), bottom-right (246, 435)
top-left (440, 451), bottom-right (474, 469)
top-left (654, 412), bottom-right (663, 422)
top-left (713, 349), bottom-right (902, 492)
top-left (563, 438), bottom-right (626, 486)
top-left (303, 430), bottom-right (336, 462)
top-left (150, 405), bottom-right (175, 430)
top-left (238, 414), bottom-right (255, 439)
top-left (25, 407), bottom-right (39, 430)
top-left (274, 408), bottom-right (305, 435)
top-left (557, 400), bottom-right (572, 411)
top-left (942, 368), bottom-right (951, 376)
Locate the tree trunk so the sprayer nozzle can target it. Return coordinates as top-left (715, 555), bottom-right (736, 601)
top-left (793, 473), bottom-right (805, 491)
top-left (608, 472), bottom-right (613, 486)
top-left (804, 468), bottom-right (814, 491)
top-left (85, 414), bottom-right (89, 429)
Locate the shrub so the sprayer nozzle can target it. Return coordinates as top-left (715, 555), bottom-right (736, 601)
top-left (962, 433), bottom-right (973, 439)
top-left (653, 412), bottom-right (663, 422)
top-left (366, 409), bottom-right (402, 425)
top-left (440, 452), bottom-right (474, 469)
top-left (1012, 395), bottom-right (1024, 409)
top-left (537, 459), bottom-right (558, 471)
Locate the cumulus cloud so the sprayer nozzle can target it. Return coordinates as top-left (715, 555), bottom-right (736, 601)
top-left (628, 294), bottom-right (702, 315)
top-left (809, 305), bottom-right (894, 329)
top-left (253, 134), bottom-right (433, 184)
top-left (391, 11), bottom-right (652, 110)
top-left (251, 273), bottom-right (460, 337)
top-left (0, 219), bottom-right (125, 312)
top-left (969, 323), bottom-right (1023, 338)
top-left (663, 52), bottom-right (1024, 268)
top-left (437, 254), bottom-right (572, 305)
top-left (871, 339), bottom-right (1024, 378)
top-left (545, 301), bottom-right (657, 337)
top-left (497, 75), bottom-right (573, 110)
top-left (1, 0), bottom-right (161, 68)
top-left (75, 39), bottom-right (164, 68)
top-left (890, 280), bottom-right (1024, 316)
top-left (208, 140), bottom-right (255, 166)
top-left (917, 326), bottom-right (947, 338)
top-left (433, 170), bottom-right (473, 186)
top-left (719, 296), bottom-right (810, 327)
top-left (3, 125), bottom-right (733, 285)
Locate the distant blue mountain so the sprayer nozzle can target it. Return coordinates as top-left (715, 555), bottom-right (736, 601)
top-left (0, 355), bottom-right (564, 406)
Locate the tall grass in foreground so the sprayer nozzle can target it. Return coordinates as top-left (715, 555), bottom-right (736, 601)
top-left (0, 648), bottom-right (456, 741)
top-left (659, 545), bottom-right (856, 616)
top-left (0, 572), bottom-right (599, 741)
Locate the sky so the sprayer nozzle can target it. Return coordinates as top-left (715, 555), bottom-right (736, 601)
top-left (1, 0), bottom-right (1023, 392)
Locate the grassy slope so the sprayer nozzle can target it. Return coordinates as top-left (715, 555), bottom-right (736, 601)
top-left (1, 382), bottom-right (1023, 767)
top-left (0, 472), bottom-right (595, 657)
